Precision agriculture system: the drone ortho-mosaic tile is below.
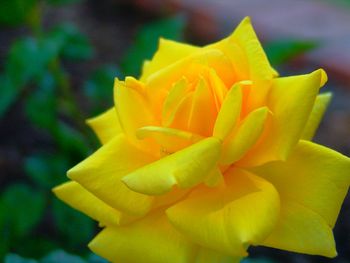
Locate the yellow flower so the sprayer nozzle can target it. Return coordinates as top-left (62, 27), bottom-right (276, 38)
top-left (53, 17), bottom-right (350, 263)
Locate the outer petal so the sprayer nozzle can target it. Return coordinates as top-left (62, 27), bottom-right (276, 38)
top-left (239, 69), bottom-right (325, 166)
top-left (53, 181), bottom-right (135, 226)
top-left (68, 134), bottom-right (156, 216)
top-left (89, 210), bottom-right (198, 263)
top-left (86, 108), bottom-right (122, 144)
top-left (301, 92), bottom-right (332, 140)
top-left (208, 17), bottom-right (277, 81)
top-left (141, 38), bottom-right (199, 82)
top-left (251, 140), bottom-right (350, 228)
top-left (262, 200), bottom-right (337, 257)
top-left (122, 137), bottom-right (221, 195)
top-left (166, 169), bottom-right (280, 257)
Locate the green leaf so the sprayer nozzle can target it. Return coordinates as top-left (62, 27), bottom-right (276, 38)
top-left (13, 237), bottom-right (60, 260)
top-left (52, 199), bottom-right (94, 248)
top-left (24, 154), bottom-right (69, 189)
top-left (55, 122), bottom-right (91, 157)
top-left (41, 250), bottom-right (86, 263)
top-left (48, 24), bottom-right (94, 61)
top-left (4, 253), bottom-right (38, 263)
top-left (0, 184), bottom-right (45, 239)
top-left (83, 64), bottom-right (122, 114)
top-left (265, 39), bottom-right (316, 66)
top-left (0, 0), bottom-right (37, 26)
top-left (25, 71), bottom-right (57, 130)
top-left (120, 15), bottom-right (187, 76)
top-left (0, 37), bottom-right (61, 118)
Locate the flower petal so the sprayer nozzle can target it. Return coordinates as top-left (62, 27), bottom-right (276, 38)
top-left (262, 200), bottom-right (336, 257)
top-left (213, 83), bottom-right (242, 140)
top-left (114, 79), bottom-right (156, 144)
top-left (89, 210), bottom-right (198, 263)
top-left (166, 169), bottom-right (280, 257)
top-left (86, 108), bottom-right (122, 144)
top-left (68, 134), bottom-right (156, 216)
top-left (122, 137), bottom-right (222, 195)
top-left (301, 92), bottom-right (332, 140)
top-left (231, 17), bottom-right (277, 80)
top-left (53, 181), bottom-right (135, 226)
top-left (141, 38), bottom-right (199, 82)
top-left (208, 17), bottom-right (277, 81)
top-left (188, 78), bottom-right (217, 136)
top-left (162, 77), bottom-right (190, 127)
top-left (239, 69), bottom-right (325, 166)
top-left (251, 140), bottom-right (350, 228)
top-left (221, 106), bottom-right (269, 165)
top-left (136, 126), bottom-right (202, 154)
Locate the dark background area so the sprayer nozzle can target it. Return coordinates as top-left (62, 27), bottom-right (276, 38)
top-left (0, 0), bottom-right (350, 262)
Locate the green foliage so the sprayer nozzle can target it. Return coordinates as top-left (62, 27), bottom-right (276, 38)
top-left (0, 37), bottom-right (59, 117)
top-left (24, 154), bottom-right (69, 189)
top-left (84, 64), bottom-right (123, 114)
top-left (0, 0), bottom-right (37, 26)
top-left (46, 0), bottom-right (83, 5)
top-left (41, 250), bottom-right (86, 263)
top-left (0, 184), bottom-right (45, 239)
top-left (5, 251), bottom-right (108, 263)
top-left (5, 254), bottom-right (38, 263)
top-left (121, 15), bottom-right (187, 76)
top-left (25, 72), bottom-right (57, 130)
top-left (265, 39), bottom-right (316, 66)
top-left (52, 199), bottom-right (94, 248)
top-left (48, 24), bottom-right (94, 61)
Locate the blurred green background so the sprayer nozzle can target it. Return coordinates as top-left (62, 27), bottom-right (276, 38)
top-left (1, 0), bottom-right (350, 262)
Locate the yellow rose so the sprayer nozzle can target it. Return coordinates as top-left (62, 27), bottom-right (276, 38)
top-left (53, 17), bottom-right (350, 263)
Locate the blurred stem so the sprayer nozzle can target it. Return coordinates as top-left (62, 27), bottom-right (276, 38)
top-left (26, 0), bottom-right (43, 37)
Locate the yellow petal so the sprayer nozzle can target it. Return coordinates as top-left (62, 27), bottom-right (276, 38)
top-left (89, 210), bottom-right (198, 263)
top-left (166, 169), bottom-right (280, 257)
top-left (262, 200), bottom-right (337, 258)
top-left (141, 38), bottom-right (199, 82)
top-left (188, 78), bottom-right (217, 136)
top-left (168, 92), bottom-right (194, 131)
top-left (301, 92), bottom-right (332, 140)
top-left (122, 137), bottom-right (222, 195)
top-left (208, 69), bottom-right (228, 109)
top-left (53, 181), bottom-right (135, 226)
top-left (114, 79), bottom-right (156, 144)
top-left (213, 83), bottom-right (242, 140)
top-left (232, 17), bottom-right (277, 80)
top-left (251, 140), bottom-right (350, 228)
top-left (239, 69), bottom-right (324, 166)
top-left (136, 126), bottom-right (202, 154)
top-left (162, 77), bottom-right (190, 127)
top-left (221, 107), bottom-right (269, 165)
top-left (68, 134), bottom-right (156, 216)
top-left (208, 17), bottom-right (277, 81)
top-left (146, 49), bottom-right (233, 97)
top-left (86, 108), bottom-right (122, 144)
